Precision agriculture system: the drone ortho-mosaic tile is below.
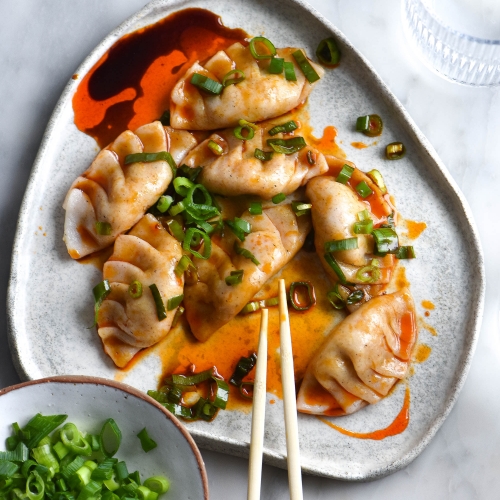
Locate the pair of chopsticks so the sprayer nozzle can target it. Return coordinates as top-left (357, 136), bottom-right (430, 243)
top-left (247, 279), bottom-right (303, 500)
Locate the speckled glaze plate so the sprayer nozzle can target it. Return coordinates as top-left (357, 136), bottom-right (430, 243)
top-left (7, 0), bottom-right (484, 481)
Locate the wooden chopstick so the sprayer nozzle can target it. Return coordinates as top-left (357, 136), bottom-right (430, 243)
top-left (278, 279), bottom-right (303, 500)
top-left (247, 308), bottom-right (269, 500)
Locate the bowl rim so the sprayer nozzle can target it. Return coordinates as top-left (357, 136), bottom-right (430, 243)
top-left (0, 375), bottom-right (209, 500)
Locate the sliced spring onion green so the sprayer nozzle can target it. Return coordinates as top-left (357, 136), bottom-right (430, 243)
top-left (395, 246), bottom-right (416, 259)
top-left (268, 120), bottom-right (298, 136)
top-left (185, 183), bottom-right (212, 207)
top-left (324, 237), bottom-right (358, 253)
top-left (171, 369), bottom-right (213, 386)
top-left (149, 284), bottom-right (167, 321)
top-left (26, 470), bottom-right (44, 500)
top-left (165, 219), bottom-right (185, 242)
top-left (353, 219), bottom-right (373, 234)
top-left (156, 195), bottom-right (173, 213)
top-left (226, 217), bottom-right (251, 241)
top-left (234, 242), bottom-right (260, 265)
top-left (291, 201), bottom-right (312, 216)
top-left (114, 462), bottom-right (129, 481)
top-left (239, 382), bottom-right (255, 400)
top-left (173, 177), bottom-right (194, 197)
top-left (60, 424), bottom-right (92, 456)
top-left (346, 290), bottom-right (364, 305)
top-left (60, 456), bottom-right (86, 481)
top-left (95, 221), bottom-right (111, 236)
top-left (174, 255), bottom-right (196, 277)
top-left (91, 459), bottom-right (117, 481)
top-left (356, 114), bottom-right (383, 137)
top-left (144, 477), bottom-right (170, 494)
top-left (124, 151), bottom-right (176, 169)
top-left (22, 414), bottom-right (68, 450)
top-left (177, 164), bottom-right (202, 182)
top-left (283, 61), bottom-right (297, 81)
top-left (367, 169), bottom-right (387, 194)
top-left (190, 73), bottom-right (223, 95)
top-left (316, 37), bottom-right (341, 66)
top-left (136, 429), bottom-right (157, 453)
top-left (272, 193), bottom-right (286, 204)
top-left (31, 444), bottom-right (59, 473)
top-left (171, 306), bottom-right (185, 327)
top-left (184, 202), bottom-right (219, 222)
top-left (249, 36), bottom-right (276, 59)
top-left (292, 49), bottom-right (321, 83)
top-left (357, 209), bottom-right (371, 221)
top-left (289, 281), bottom-right (317, 311)
top-left (240, 296), bottom-right (279, 315)
top-left (355, 181), bottom-right (373, 198)
top-left (229, 354), bottom-right (257, 386)
top-left (168, 200), bottom-right (185, 217)
top-left (99, 419), bottom-right (122, 458)
top-left (158, 110), bottom-right (170, 126)
top-left (356, 265), bottom-right (381, 283)
top-left (267, 137), bottom-right (306, 154)
top-left (92, 280), bottom-right (111, 326)
top-left (0, 460), bottom-right (19, 478)
top-left (268, 57), bottom-right (284, 74)
top-left (222, 69), bottom-right (245, 87)
top-left (0, 442), bottom-right (29, 462)
top-left (233, 120), bottom-right (256, 140)
top-left (336, 164), bottom-right (354, 184)
top-left (225, 270), bottom-right (244, 286)
top-left (372, 227), bottom-right (399, 255)
top-left (324, 253), bottom-right (349, 285)
top-left (183, 228), bottom-right (211, 259)
top-left (207, 139), bottom-right (224, 156)
top-left (254, 148), bottom-right (273, 161)
top-left (386, 142), bottom-right (406, 160)
top-left (166, 294), bottom-right (184, 311)
top-left (249, 202), bottom-right (262, 215)
top-left (326, 284), bottom-right (346, 310)
top-left (211, 379), bottom-right (229, 410)
top-left (306, 150), bottom-right (316, 165)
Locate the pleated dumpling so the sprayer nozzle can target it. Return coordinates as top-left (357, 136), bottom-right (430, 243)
top-left (170, 42), bottom-right (324, 130)
top-left (63, 121), bottom-right (197, 259)
top-left (181, 120), bottom-right (328, 199)
top-left (96, 214), bottom-right (184, 368)
top-left (306, 174), bottom-right (395, 290)
top-left (183, 200), bottom-right (311, 342)
top-left (296, 289), bottom-right (417, 416)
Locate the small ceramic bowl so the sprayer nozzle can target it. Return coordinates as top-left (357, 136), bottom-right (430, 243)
top-left (0, 376), bottom-right (209, 499)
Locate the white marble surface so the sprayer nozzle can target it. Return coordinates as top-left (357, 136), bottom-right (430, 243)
top-left (0, 0), bottom-right (498, 498)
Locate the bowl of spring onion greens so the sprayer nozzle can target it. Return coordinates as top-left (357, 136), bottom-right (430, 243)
top-left (0, 376), bottom-right (209, 500)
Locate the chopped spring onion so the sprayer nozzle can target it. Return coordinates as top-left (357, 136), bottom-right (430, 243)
top-left (326, 283), bottom-right (346, 310)
top-left (233, 119), bottom-right (257, 140)
top-left (356, 265), bottom-right (381, 283)
top-left (306, 150), bottom-right (316, 165)
top-left (291, 201), bottom-right (312, 216)
top-left (267, 137), bottom-right (307, 154)
top-left (26, 470), bottom-right (45, 500)
top-left (225, 217), bottom-right (251, 241)
top-left (166, 294), bottom-right (184, 311)
top-left (346, 289), bottom-right (364, 305)
top-left (386, 142), bottom-right (406, 160)
top-left (284, 61), bottom-right (297, 81)
top-left (158, 110), bottom-right (170, 126)
top-left (336, 164), bottom-right (354, 184)
top-left (249, 36), bottom-right (276, 59)
top-left (324, 253), bottom-right (350, 285)
top-left (185, 183), bottom-right (213, 206)
top-left (229, 354), bottom-right (257, 386)
top-left (190, 73), bottom-right (223, 95)
top-left (95, 221), bottom-right (111, 236)
top-left (357, 209), bottom-right (370, 221)
top-left (225, 269), bottom-right (244, 286)
top-left (289, 281), bottom-right (317, 311)
top-left (268, 120), bottom-right (298, 136)
top-left (124, 152), bottom-right (177, 174)
top-left (0, 442), bottom-right (28, 462)
top-left (174, 255), bottom-right (196, 277)
top-left (183, 228), bottom-right (211, 259)
top-left (268, 57), bottom-right (284, 74)
top-left (172, 306), bottom-right (185, 327)
top-left (137, 429), bottom-right (157, 453)
top-left (272, 193), bottom-right (286, 204)
top-left (355, 181), bottom-right (373, 198)
top-left (149, 284), bottom-right (167, 321)
top-left (222, 69), bottom-right (245, 87)
top-left (92, 280), bottom-right (111, 327)
top-left (254, 148), bottom-right (273, 161)
top-left (144, 477), bottom-right (170, 494)
top-left (177, 164), bottom-right (202, 182)
top-left (234, 242), bottom-right (260, 265)
top-left (60, 423), bottom-right (92, 456)
top-left (239, 382), bottom-right (254, 400)
top-left (292, 49), bottom-right (321, 83)
top-left (240, 296), bottom-right (279, 315)
top-left (172, 369), bottom-right (213, 386)
top-left (372, 227), bottom-right (399, 255)
top-left (90, 458), bottom-right (116, 481)
top-left (356, 114), bottom-right (383, 137)
top-left (99, 418), bottom-right (122, 458)
top-left (156, 195), bottom-right (173, 213)
top-left (395, 246), bottom-right (416, 259)
top-left (249, 202), bottom-right (262, 215)
top-left (173, 177), bottom-right (194, 197)
top-left (212, 379), bottom-right (230, 410)
top-left (20, 414), bottom-right (68, 450)
top-left (184, 202), bottom-right (219, 222)
top-left (367, 169), bottom-right (387, 194)
top-left (324, 237), bottom-right (358, 253)
top-left (165, 218), bottom-right (185, 242)
top-left (316, 37), bottom-right (341, 66)
top-left (168, 200), bottom-right (185, 217)
top-left (353, 219), bottom-right (373, 234)
top-left (207, 139), bottom-right (224, 156)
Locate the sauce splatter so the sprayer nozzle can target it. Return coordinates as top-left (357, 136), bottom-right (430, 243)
top-left (405, 220), bottom-right (427, 240)
top-left (73, 9), bottom-right (247, 148)
top-left (419, 317), bottom-right (437, 336)
top-left (422, 300), bottom-right (435, 310)
top-left (414, 344), bottom-right (432, 363)
top-left (351, 141), bottom-right (368, 149)
top-left (317, 386), bottom-right (410, 440)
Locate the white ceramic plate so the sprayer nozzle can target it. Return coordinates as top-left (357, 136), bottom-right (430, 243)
top-left (0, 376), bottom-right (208, 499)
top-left (7, 0), bottom-right (484, 481)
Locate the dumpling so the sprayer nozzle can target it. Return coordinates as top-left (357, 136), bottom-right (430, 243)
top-left (296, 288), bottom-right (417, 416)
top-left (181, 120), bottom-right (328, 199)
top-left (63, 121), bottom-right (197, 259)
top-left (170, 42), bottom-right (324, 130)
top-left (306, 174), bottom-right (395, 293)
top-left (184, 200), bottom-right (311, 342)
top-left (96, 214), bottom-right (184, 368)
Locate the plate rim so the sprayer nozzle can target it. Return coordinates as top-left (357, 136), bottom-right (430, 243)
top-left (6, 0), bottom-right (486, 481)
